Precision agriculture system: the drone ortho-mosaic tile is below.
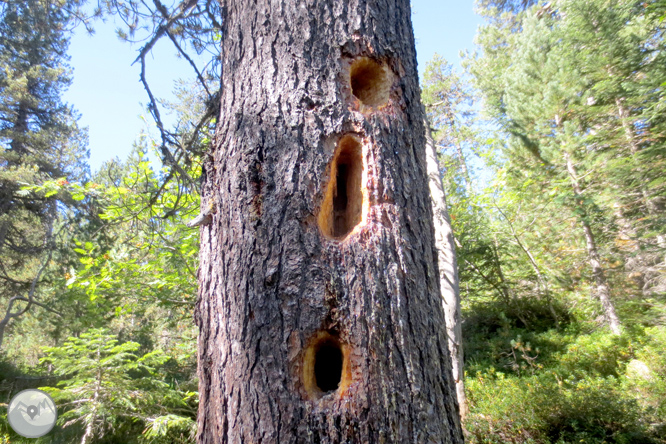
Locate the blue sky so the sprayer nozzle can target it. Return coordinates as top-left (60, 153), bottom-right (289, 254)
top-left (63, 1), bottom-right (482, 172)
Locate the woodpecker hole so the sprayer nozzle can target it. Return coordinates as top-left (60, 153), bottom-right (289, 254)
top-left (303, 331), bottom-right (351, 399)
top-left (318, 135), bottom-right (367, 240)
top-left (315, 341), bottom-right (343, 392)
top-left (349, 57), bottom-right (392, 108)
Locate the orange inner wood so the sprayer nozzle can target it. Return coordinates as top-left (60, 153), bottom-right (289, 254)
top-left (318, 135), bottom-right (367, 240)
top-left (302, 331), bottom-right (352, 399)
top-left (349, 57), bottom-right (391, 108)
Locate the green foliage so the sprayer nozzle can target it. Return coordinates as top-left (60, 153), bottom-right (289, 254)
top-left (0, 0), bottom-right (91, 350)
top-left (623, 327), bottom-right (666, 421)
top-left (464, 319), bottom-right (666, 443)
top-left (468, 0), bottom-right (666, 298)
top-left (38, 328), bottom-right (195, 443)
top-left (461, 1), bottom-right (666, 441)
top-left (2, 0), bottom-right (665, 442)
top-left (141, 414), bottom-right (196, 444)
top-left (0, 1), bottom-right (204, 443)
top-left (1, 111), bottom-right (202, 443)
top-left (556, 332), bottom-right (634, 378)
top-left (467, 371), bottom-right (654, 444)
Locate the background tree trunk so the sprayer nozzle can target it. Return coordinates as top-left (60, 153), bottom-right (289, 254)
top-left (425, 121), bottom-right (467, 420)
top-left (194, 1), bottom-right (464, 443)
top-left (565, 154), bottom-right (622, 335)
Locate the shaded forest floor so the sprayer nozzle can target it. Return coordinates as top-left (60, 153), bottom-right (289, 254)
top-left (462, 291), bottom-right (666, 444)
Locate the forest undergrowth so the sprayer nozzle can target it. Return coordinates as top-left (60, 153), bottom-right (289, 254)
top-left (463, 295), bottom-right (666, 444)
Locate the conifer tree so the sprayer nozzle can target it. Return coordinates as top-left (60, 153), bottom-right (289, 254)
top-left (464, 0), bottom-right (663, 332)
top-left (422, 55), bottom-right (483, 419)
top-left (0, 0), bottom-right (89, 347)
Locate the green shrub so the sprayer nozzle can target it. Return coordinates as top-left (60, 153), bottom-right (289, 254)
top-left (622, 327), bottom-right (666, 431)
top-left (554, 331), bottom-right (634, 378)
top-left (465, 371), bottom-right (658, 444)
top-left (465, 371), bottom-right (547, 443)
top-left (463, 326), bottom-right (666, 443)
top-left (534, 376), bottom-right (651, 444)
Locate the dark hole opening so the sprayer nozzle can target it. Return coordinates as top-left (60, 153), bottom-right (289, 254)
top-left (333, 163), bottom-right (349, 236)
top-left (314, 340), bottom-right (343, 393)
top-left (317, 135), bottom-right (364, 240)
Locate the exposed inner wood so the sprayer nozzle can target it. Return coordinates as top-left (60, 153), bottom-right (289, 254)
top-left (349, 57), bottom-right (391, 107)
top-left (318, 135), bottom-right (366, 239)
top-left (302, 331), bottom-right (351, 400)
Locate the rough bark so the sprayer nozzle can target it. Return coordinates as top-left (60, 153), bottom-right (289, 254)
top-left (194, 1), bottom-right (464, 443)
top-left (425, 122), bottom-right (467, 420)
top-left (565, 154), bottom-right (622, 335)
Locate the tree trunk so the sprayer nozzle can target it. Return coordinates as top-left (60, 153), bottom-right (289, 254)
top-left (565, 154), bottom-right (622, 335)
top-left (425, 122), bottom-right (467, 420)
top-left (194, 1), bottom-right (464, 443)
top-left (81, 350), bottom-right (102, 444)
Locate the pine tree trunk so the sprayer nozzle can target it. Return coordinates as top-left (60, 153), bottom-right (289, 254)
top-left (194, 1), bottom-right (464, 443)
top-left (565, 154), bottom-right (622, 335)
top-left (425, 122), bottom-right (466, 420)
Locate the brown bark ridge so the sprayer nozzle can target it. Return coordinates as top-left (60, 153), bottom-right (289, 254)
top-left (424, 121), bottom-right (467, 420)
top-left (194, 0), bottom-right (464, 443)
